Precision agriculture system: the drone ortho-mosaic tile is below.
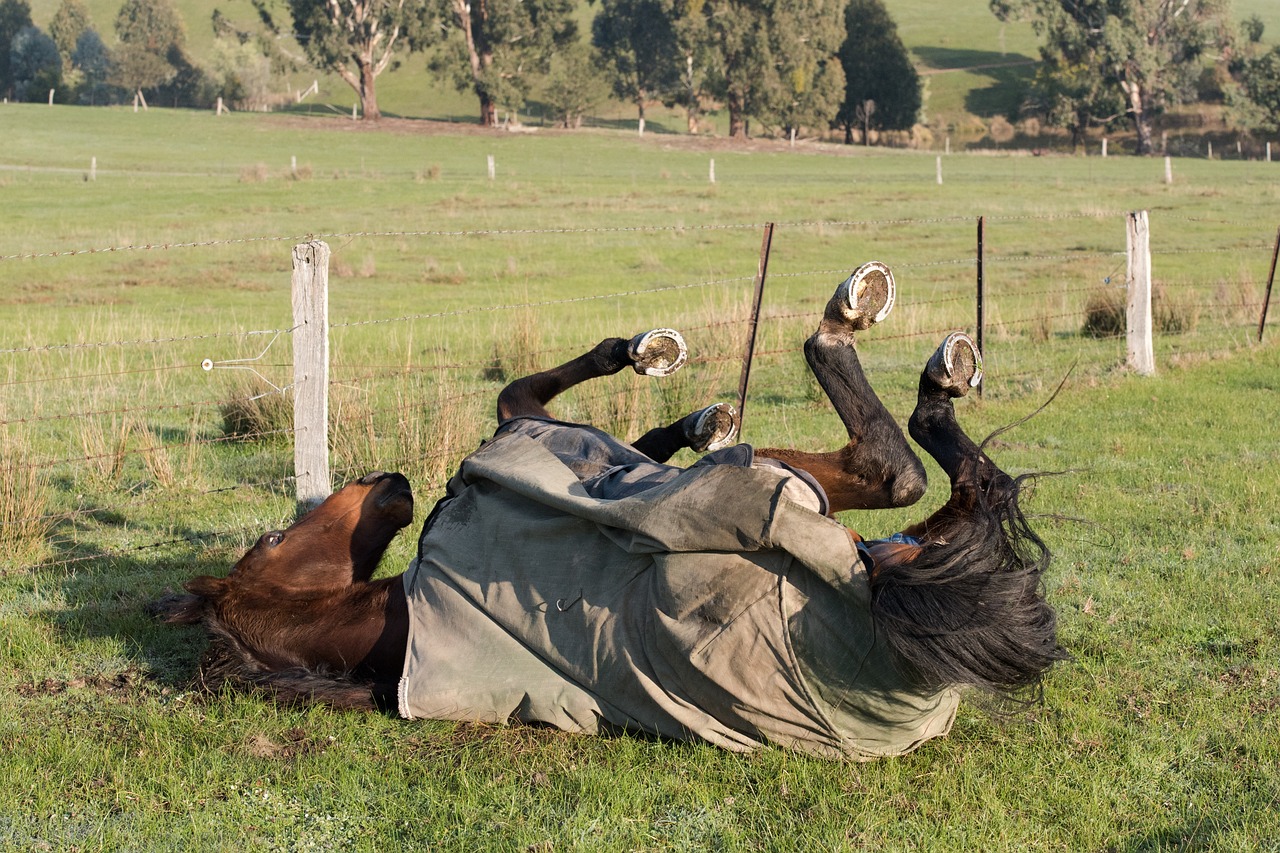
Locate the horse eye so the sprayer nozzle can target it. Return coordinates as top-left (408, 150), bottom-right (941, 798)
top-left (262, 531), bottom-right (284, 548)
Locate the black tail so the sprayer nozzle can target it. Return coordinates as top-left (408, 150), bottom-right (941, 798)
top-left (869, 474), bottom-right (1068, 705)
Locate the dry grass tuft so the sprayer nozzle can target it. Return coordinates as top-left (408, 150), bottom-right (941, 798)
top-left (0, 437), bottom-right (54, 566)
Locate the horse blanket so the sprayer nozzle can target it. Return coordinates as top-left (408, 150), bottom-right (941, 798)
top-left (398, 417), bottom-right (958, 760)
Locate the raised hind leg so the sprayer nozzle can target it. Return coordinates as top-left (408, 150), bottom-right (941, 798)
top-left (496, 329), bottom-right (687, 422)
top-left (756, 262), bottom-right (927, 513)
top-left (901, 331), bottom-right (1013, 539)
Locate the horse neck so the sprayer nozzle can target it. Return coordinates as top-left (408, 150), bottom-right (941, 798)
top-left (249, 574), bottom-right (408, 679)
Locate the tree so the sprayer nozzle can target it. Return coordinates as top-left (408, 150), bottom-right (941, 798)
top-left (701, 0), bottom-right (768, 137)
top-left (666, 0), bottom-right (715, 132)
top-left (591, 0), bottom-right (681, 128)
top-left (112, 0), bottom-right (188, 108)
top-left (835, 0), bottom-right (920, 144)
top-left (431, 0), bottom-right (578, 127)
top-left (288, 0), bottom-right (434, 121)
top-left (542, 40), bottom-right (609, 128)
top-left (48, 0), bottom-right (90, 64)
top-left (699, 0), bottom-right (845, 138)
top-left (0, 0), bottom-right (34, 100)
top-left (72, 27), bottom-right (112, 104)
top-left (991, 0), bottom-right (1234, 155)
top-left (1240, 46), bottom-right (1280, 133)
top-left (10, 25), bottom-right (60, 101)
top-left (763, 0), bottom-right (844, 138)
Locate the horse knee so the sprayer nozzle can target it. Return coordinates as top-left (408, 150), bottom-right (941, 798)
top-left (890, 459), bottom-right (927, 507)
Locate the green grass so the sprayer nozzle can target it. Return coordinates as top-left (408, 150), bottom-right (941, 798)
top-left (2, 106), bottom-right (1280, 848)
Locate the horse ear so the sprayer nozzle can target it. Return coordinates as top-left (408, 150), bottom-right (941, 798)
top-left (184, 575), bottom-right (229, 598)
top-left (146, 592), bottom-right (208, 625)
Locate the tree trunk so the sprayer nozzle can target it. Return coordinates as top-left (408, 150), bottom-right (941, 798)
top-left (479, 91), bottom-right (497, 127)
top-left (1120, 79), bottom-right (1152, 155)
top-left (360, 61), bottom-right (380, 121)
top-left (727, 89), bottom-right (747, 138)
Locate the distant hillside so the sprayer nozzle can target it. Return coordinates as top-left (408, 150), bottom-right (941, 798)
top-left (25, 0), bottom-right (1280, 141)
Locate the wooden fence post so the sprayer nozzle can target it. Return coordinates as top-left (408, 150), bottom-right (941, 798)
top-left (292, 240), bottom-right (331, 514)
top-left (1126, 211), bottom-right (1155, 375)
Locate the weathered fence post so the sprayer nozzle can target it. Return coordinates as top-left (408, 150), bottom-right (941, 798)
top-left (292, 240), bottom-right (332, 514)
top-left (976, 215), bottom-right (986, 397)
top-left (736, 222), bottom-right (774, 434)
top-left (709, 158), bottom-right (716, 183)
top-left (1126, 211), bottom-right (1155, 375)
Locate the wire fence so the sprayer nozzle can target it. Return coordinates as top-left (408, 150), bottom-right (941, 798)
top-left (2, 212), bottom-right (1275, 576)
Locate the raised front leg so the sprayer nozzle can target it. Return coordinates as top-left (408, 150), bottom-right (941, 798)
top-left (757, 262), bottom-right (926, 513)
top-left (901, 332), bottom-right (1012, 539)
top-left (632, 402), bottom-right (740, 462)
top-left (496, 329), bottom-right (687, 422)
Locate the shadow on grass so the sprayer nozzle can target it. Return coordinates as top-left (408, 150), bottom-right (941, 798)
top-left (914, 46), bottom-right (1035, 119)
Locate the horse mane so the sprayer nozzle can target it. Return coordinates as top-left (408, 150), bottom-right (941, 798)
top-left (868, 472), bottom-right (1069, 706)
top-left (148, 592), bottom-right (396, 712)
top-left (196, 619), bottom-right (400, 712)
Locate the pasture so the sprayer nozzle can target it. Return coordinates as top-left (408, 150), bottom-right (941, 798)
top-left (2, 104), bottom-right (1279, 849)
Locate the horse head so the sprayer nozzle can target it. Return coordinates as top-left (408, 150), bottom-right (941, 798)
top-left (154, 472), bottom-right (413, 673)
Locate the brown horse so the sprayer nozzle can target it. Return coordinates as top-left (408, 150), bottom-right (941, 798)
top-left (156, 262), bottom-right (1066, 757)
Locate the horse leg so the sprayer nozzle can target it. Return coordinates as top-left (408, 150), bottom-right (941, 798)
top-left (902, 331), bottom-right (1012, 538)
top-left (756, 262), bottom-right (927, 513)
top-left (496, 329), bottom-right (687, 422)
top-left (631, 402), bottom-right (740, 462)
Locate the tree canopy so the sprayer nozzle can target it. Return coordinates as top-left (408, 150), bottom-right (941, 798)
top-left (0, 0), bottom-right (34, 100)
top-left (112, 0), bottom-right (188, 106)
top-left (992, 0), bottom-right (1234, 154)
top-left (10, 24), bottom-right (60, 101)
top-left (591, 0), bottom-right (682, 126)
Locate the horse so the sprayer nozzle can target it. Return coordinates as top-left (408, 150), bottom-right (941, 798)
top-left (154, 261), bottom-right (1067, 759)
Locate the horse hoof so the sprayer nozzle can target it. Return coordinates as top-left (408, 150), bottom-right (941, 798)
top-left (926, 331), bottom-right (983, 396)
top-left (628, 328), bottom-right (688, 376)
top-left (683, 403), bottom-right (739, 452)
top-left (837, 261), bottom-right (896, 330)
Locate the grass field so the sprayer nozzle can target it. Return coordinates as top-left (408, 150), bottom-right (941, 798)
top-left (2, 105), bottom-right (1280, 849)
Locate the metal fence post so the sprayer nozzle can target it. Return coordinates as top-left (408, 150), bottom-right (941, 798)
top-left (292, 240), bottom-right (331, 514)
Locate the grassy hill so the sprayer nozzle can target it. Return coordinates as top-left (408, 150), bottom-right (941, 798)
top-left (23, 0), bottom-right (1280, 140)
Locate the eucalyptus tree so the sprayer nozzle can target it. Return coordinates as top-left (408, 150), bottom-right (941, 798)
top-left (430, 0), bottom-right (578, 127)
top-left (701, 0), bottom-right (845, 138)
top-left (287, 0), bottom-right (435, 121)
top-left (835, 0), bottom-right (919, 144)
top-left (112, 0), bottom-right (188, 108)
top-left (591, 0), bottom-right (681, 129)
top-left (991, 0), bottom-right (1234, 154)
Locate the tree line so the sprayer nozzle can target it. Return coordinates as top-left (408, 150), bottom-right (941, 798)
top-left (0, 0), bottom-right (921, 139)
top-left (2, 0), bottom-right (1278, 149)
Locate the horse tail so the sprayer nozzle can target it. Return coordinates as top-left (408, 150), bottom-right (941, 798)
top-left (868, 473), bottom-right (1069, 705)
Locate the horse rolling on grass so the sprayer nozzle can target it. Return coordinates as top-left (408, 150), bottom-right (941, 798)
top-left (154, 262), bottom-right (1067, 760)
